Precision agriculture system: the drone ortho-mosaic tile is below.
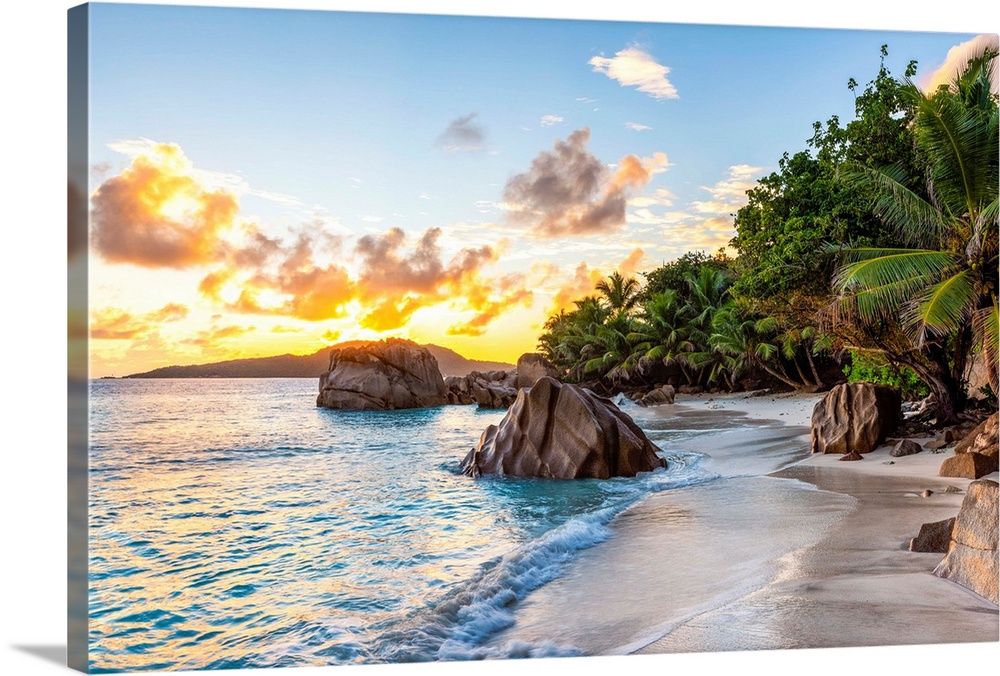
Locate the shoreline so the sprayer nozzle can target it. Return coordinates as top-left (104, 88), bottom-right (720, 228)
top-left (492, 390), bottom-right (999, 655)
top-left (645, 392), bottom-right (999, 651)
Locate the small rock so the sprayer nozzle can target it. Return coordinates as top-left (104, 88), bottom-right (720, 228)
top-left (840, 450), bottom-right (864, 461)
top-left (909, 517), bottom-right (956, 553)
top-left (923, 439), bottom-right (947, 451)
top-left (882, 460), bottom-right (896, 465)
top-left (891, 439), bottom-right (923, 457)
top-left (944, 485), bottom-right (962, 494)
top-left (921, 489), bottom-right (934, 498)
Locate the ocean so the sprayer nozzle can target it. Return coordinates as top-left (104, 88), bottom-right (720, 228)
top-left (86, 378), bottom-right (835, 672)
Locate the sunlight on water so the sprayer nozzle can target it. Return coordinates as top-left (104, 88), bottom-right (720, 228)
top-left (88, 379), bottom-right (697, 672)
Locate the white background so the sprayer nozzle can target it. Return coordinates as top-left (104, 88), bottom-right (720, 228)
top-left (1, 1), bottom-right (997, 675)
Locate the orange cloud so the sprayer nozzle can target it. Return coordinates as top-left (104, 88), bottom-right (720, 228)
top-left (91, 143), bottom-right (239, 268)
top-left (447, 273), bottom-right (534, 337)
top-left (94, 140), bottom-right (534, 339)
top-left (199, 229), bottom-right (355, 322)
top-left (609, 153), bottom-right (668, 192)
top-left (181, 324), bottom-right (256, 349)
top-left (91, 303), bottom-right (189, 340)
top-left (353, 227), bottom-right (525, 333)
top-left (550, 262), bottom-right (605, 314)
top-left (547, 249), bottom-right (647, 315)
top-left (618, 247), bottom-right (645, 278)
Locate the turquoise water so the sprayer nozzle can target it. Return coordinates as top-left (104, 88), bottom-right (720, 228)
top-left (87, 379), bottom-right (709, 672)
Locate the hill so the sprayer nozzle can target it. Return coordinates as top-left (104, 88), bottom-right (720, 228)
top-left (125, 342), bottom-right (515, 379)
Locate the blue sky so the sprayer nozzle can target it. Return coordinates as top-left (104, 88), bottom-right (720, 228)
top-left (77, 1), bottom-right (991, 374)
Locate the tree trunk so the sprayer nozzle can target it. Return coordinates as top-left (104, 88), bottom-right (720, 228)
top-left (805, 346), bottom-right (825, 388)
top-left (759, 362), bottom-right (807, 391)
top-left (790, 354), bottom-right (815, 389)
top-left (899, 344), bottom-right (962, 425)
top-left (950, 323), bottom-right (972, 402)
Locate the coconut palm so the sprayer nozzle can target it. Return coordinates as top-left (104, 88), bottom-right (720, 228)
top-left (628, 289), bottom-right (698, 382)
top-left (582, 312), bottom-right (638, 384)
top-left (833, 46), bottom-right (998, 422)
top-left (595, 272), bottom-right (642, 318)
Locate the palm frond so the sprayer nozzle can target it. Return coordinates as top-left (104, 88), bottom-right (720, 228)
top-left (972, 299), bottom-right (999, 395)
top-left (832, 250), bottom-right (960, 321)
top-left (841, 162), bottom-right (945, 247)
top-left (900, 270), bottom-right (977, 342)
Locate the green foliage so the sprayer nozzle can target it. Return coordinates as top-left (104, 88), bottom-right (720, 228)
top-left (537, 262), bottom-right (831, 392)
top-left (730, 46), bottom-right (919, 302)
top-left (640, 251), bottom-right (733, 303)
top-left (833, 45), bottom-right (999, 405)
top-left (843, 351), bottom-right (929, 399)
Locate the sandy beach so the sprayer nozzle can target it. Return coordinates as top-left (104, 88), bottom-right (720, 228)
top-left (488, 390), bottom-right (999, 655)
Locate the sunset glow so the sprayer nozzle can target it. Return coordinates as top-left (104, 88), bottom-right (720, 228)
top-left (83, 5), bottom-right (982, 377)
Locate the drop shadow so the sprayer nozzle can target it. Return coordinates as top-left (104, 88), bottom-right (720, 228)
top-left (11, 644), bottom-right (65, 666)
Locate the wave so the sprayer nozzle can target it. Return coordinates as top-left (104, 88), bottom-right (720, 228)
top-left (369, 451), bottom-right (715, 661)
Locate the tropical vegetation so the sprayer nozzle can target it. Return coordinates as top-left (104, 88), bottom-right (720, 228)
top-left (537, 44), bottom-right (998, 422)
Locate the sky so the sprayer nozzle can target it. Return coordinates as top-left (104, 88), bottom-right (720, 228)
top-left (2, 3), bottom-right (1000, 676)
top-left (74, 1), bottom-right (993, 377)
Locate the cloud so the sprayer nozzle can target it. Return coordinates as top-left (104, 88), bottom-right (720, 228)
top-left (589, 46), bottom-right (678, 100)
top-left (95, 139), bottom-right (530, 338)
top-left (353, 227), bottom-right (530, 333)
top-left (435, 113), bottom-right (488, 152)
top-left (549, 262), bottom-right (604, 313)
top-left (690, 164), bottom-right (761, 215)
top-left (91, 142), bottom-right (240, 268)
top-left (91, 303), bottom-right (189, 340)
top-left (625, 122), bottom-right (652, 131)
top-left (629, 188), bottom-right (676, 209)
top-left (540, 114), bottom-right (564, 127)
top-left (503, 128), bottom-right (668, 238)
top-left (544, 248), bottom-right (645, 316)
top-left (921, 34), bottom-right (999, 95)
top-left (618, 247), bottom-right (646, 278)
top-left (107, 138), bottom-right (303, 208)
top-left (202, 230), bottom-right (356, 322)
top-left (575, 97), bottom-right (597, 104)
top-left (181, 324), bottom-right (256, 349)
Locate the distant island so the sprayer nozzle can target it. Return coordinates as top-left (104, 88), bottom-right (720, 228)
top-left (125, 343), bottom-right (514, 379)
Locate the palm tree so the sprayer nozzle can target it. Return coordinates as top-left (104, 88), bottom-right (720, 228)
top-left (832, 47), bottom-right (998, 422)
top-left (582, 312), bottom-right (638, 384)
top-left (595, 272), bottom-right (642, 319)
top-left (537, 296), bottom-right (610, 376)
top-left (628, 289), bottom-right (696, 382)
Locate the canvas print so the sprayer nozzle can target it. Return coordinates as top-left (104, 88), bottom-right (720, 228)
top-left (68, 2), bottom-right (999, 673)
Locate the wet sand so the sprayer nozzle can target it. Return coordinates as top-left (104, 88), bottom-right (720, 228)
top-left (492, 392), bottom-right (999, 656)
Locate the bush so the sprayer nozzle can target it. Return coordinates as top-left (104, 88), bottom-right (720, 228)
top-left (843, 351), bottom-right (929, 399)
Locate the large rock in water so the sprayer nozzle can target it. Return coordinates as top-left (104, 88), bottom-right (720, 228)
top-left (461, 377), bottom-right (666, 479)
top-left (934, 479), bottom-right (999, 604)
top-left (810, 382), bottom-right (901, 454)
top-left (316, 339), bottom-right (448, 411)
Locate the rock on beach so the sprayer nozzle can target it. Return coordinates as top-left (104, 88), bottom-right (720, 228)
top-left (461, 377), bottom-right (666, 479)
top-left (810, 382), bottom-right (901, 455)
